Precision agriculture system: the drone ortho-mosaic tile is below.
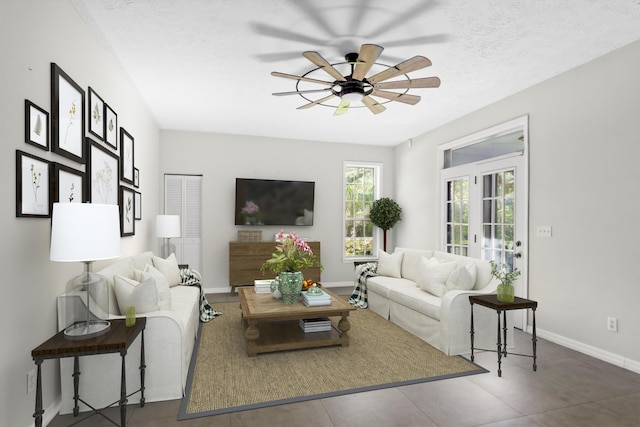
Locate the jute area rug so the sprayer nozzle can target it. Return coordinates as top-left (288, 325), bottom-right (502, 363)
top-left (179, 298), bottom-right (486, 420)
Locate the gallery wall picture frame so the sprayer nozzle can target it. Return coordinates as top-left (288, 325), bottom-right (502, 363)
top-left (51, 63), bottom-right (85, 163)
top-left (119, 185), bottom-right (135, 236)
top-left (86, 138), bottom-right (119, 205)
top-left (134, 190), bottom-right (142, 220)
top-left (25, 100), bottom-right (49, 151)
top-left (133, 167), bottom-right (139, 188)
top-left (16, 150), bottom-right (51, 218)
top-left (104, 103), bottom-right (118, 150)
top-left (120, 127), bottom-right (135, 184)
top-left (52, 163), bottom-right (85, 205)
top-left (88, 87), bottom-right (105, 141)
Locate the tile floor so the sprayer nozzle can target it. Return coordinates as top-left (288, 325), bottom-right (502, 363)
top-left (48, 288), bottom-right (640, 427)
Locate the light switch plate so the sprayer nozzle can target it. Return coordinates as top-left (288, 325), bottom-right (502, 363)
top-left (537, 225), bottom-right (552, 237)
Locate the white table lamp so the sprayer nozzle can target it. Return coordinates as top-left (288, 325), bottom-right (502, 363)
top-left (156, 215), bottom-right (180, 258)
top-left (51, 203), bottom-right (121, 339)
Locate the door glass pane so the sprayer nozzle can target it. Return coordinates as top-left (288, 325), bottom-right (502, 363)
top-left (482, 169), bottom-right (516, 269)
top-left (445, 177), bottom-right (469, 255)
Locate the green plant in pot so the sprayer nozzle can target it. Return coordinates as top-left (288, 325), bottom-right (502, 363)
top-left (490, 261), bottom-right (521, 303)
top-left (261, 230), bottom-right (322, 304)
top-left (369, 197), bottom-right (402, 252)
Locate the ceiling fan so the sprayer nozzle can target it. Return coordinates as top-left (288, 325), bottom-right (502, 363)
top-left (271, 43), bottom-right (441, 115)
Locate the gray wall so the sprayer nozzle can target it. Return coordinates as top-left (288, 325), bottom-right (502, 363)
top-left (394, 40), bottom-right (640, 369)
top-left (159, 130), bottom-right (396, 288)
top-left (0, 1), bottom-right (161, 426)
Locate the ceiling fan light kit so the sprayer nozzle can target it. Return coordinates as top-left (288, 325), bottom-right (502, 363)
top-left (271, 43), bottom-right (441, 115)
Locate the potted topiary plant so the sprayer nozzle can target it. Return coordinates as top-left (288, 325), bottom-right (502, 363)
top-left (369, 197), bottom-right (402, 252)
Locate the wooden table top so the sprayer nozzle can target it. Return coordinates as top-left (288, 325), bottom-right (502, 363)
top-left (469, 294), bottom-right (538, 310)
top-left (239, 287), bottom-right (355, 321)
top-left (32, 318), bottom-right (146, 360)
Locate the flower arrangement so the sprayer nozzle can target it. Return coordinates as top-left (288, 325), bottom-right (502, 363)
top-left (261, 230), bottom-right (322, 275)
top-left (490, 260), bottom-right (521, 286)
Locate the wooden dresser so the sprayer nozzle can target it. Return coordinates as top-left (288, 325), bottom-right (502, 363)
top-left (229, 241), bottom-right (321, 293)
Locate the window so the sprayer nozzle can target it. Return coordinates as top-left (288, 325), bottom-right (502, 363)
top-left (445, 177), bottom-right (469, 256)
top-left (343, 162), bottom-right (381, 260)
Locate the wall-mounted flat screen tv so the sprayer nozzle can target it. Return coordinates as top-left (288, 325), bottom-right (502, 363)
top-left (235, 178), bottom-right (315, 226)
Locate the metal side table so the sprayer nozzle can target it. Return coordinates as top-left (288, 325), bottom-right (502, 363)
top-left (469, 294), bottom-right (537, 377)
top-left (31, 317), bottom-right (146, 427)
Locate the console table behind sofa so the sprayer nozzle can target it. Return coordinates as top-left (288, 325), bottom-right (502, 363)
top-left (229, 241), bottom-right (321, 293)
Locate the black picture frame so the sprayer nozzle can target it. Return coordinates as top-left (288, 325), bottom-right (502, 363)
top-left (133, 167), bottom-right (139, 188)
top-left (119, 185), bottom-right (135, 236)
top-left (134, 190), bottom-right (142, 220)
top-left (25, 100), bottom-right (49, 151)
top-left (52, 163), bottom-right (85, 205)
top-left (51, 63), bottom-right (85, 163)
top-left (86, 138), bottom-right (119, 205)
top-left (16, 150), bottom-right (51, 218)
top-left (104, 103), bottom-right (118, 150)
top-left (88, 87), bottom-right (105, 141)
top-left (120, 127), bottom-right (135, 184)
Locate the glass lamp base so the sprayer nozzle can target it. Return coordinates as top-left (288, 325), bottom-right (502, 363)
top-left (64, 320), bottom-right (111, 340)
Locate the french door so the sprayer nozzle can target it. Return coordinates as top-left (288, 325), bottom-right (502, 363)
top-left (442, 155), bottom-right (527, 328)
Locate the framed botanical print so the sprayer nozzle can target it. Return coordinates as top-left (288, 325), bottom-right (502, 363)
top-left (52, 163), bottom-right (85, 204)
top-left (134, 190), bottom-right (142, 220)
top-left (88, 87), bottom-right (105, 141)
top-left (104, 103), bottom-right (118, 150)
top-left (120, 127), bottom-right (134, 184)
top-left (86, 138), bottom-right (119, 205)
top-left (51, 63), bottom-right (85, 163)
top-left (16, 150), bottom-right (51, 218)
top-left (25, 100), bottom-right (49, 151)
top-left (119, 185), bottom-right (135, 236)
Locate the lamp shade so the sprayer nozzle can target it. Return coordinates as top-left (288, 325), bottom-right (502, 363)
top-left (156, 215), bottom-right (181, 238)
top-left (50, 203), bottom-right (121, 262)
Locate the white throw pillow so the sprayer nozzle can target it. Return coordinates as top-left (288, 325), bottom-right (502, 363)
top-left (417, 257), bottom-right (457, 297)
top-left (138, 265), bottom-right (172, 310)
top-left (377, 249), bottom-right (404, 278)
top-left (113, 275), bottom-right (160, 315)
top-left (152, 253), bottom-right (182, 287)
top-left (445, 263), bottom-right (477, 293)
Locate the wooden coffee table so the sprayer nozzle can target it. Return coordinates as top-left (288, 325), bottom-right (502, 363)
top-left (238, 287), bottom-right (356, 357)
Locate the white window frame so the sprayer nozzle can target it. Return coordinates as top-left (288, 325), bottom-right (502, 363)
top-left (342, 161), bottom-right (382, 262)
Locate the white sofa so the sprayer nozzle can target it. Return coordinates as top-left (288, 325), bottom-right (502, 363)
top-left (364, 248), bottom-right (513, 356)
top-left (56, 251), bottom-right (200, 414)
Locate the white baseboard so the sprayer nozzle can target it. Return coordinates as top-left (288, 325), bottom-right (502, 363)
top-left (204, 281), bottom-right (353, 295)
top-left (534, 327), bottom-right (640, 374)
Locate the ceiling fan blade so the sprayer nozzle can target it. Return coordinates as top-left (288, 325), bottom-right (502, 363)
top-left (362, 96), bottom-right (386, 115)
top-left (367, 56), bottom-right (432, 84)
top-left (271, 71), bottom-right (334, 86)
top-left (375, 76), bottom-right (441, 90)
top-left (352, 44), bottom-right (384, 81)
top-left (273, 88), bottom-right (332, 96)
top-left (303, 51), bottom-right (347, 81)
top-left (371, 89), bottom-right (421, 105)
top-left (297, 94), bottom-right (336, 110)
top-left (334, 100), bottom-right (350, 115)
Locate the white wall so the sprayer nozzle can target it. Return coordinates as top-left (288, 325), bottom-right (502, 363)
top-left (159, 130), bottom-right (396, 289)
top-left (395, 40), bottom-right (640, 369)
top-left (0, 1), bottom-right (160, 426)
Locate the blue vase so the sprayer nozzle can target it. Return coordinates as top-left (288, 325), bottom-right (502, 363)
top-left (278, 271), bottom-right (303, 304)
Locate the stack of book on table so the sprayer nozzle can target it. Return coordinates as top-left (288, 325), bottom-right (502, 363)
top-left (299, 318), bottom-right (332, 333)
top-left (301, 289), bottom-right (331, 306)
top-left (253, 279), bottom-right (273, 294)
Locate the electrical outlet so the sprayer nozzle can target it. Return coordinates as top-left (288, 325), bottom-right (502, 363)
top-left (607, 317), bottom-right (618, 332)
top-left (27, 369), bottom-right (36, 395)
top-left (536, 225), bottom-right (552, 237)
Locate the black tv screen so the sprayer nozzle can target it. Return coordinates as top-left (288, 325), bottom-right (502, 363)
top-left (235, 178), bottom-right (315, 226)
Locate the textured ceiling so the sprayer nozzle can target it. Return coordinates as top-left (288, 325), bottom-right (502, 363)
top-left (72, 0), bottom-right (640, 146)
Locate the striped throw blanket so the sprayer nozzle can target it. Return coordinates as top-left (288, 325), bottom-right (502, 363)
top-left (180, 268), bottom-right (221, 322)
top-left (348, 262), bottom-right (378, 309)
